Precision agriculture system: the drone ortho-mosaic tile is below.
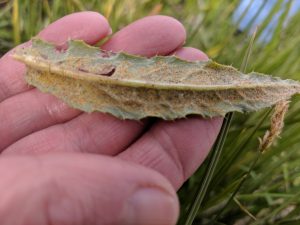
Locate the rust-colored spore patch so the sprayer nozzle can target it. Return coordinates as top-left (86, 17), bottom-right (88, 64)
top-left (12, 38), bottom-right (300, 120)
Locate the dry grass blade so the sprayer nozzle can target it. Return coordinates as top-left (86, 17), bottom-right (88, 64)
top-left (12, 0), bottom-right (20, 45)
top-left (233, 197), bottom-right (257, 221)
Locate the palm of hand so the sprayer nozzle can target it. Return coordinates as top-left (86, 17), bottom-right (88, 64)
top-left (0, 12), bottom-right (221, 225)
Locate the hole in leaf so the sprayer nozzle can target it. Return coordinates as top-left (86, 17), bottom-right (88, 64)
top-left (78, 65), bottom-right (116, 76)
top-left (97, 65), bottom-right (116, 76)
top-left (100, 67), bottom-right (116, 76)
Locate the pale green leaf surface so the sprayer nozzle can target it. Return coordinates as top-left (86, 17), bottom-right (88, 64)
top-left (13, 39), bottom-right (300, 120)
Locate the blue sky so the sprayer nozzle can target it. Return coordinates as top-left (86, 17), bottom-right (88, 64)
top-left (233, 0), bottom-right (300, 41)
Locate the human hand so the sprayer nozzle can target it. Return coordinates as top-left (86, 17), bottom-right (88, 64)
top-left (0, 12), bottom-right (222, 225)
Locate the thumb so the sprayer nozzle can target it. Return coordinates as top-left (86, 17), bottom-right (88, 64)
top-left (0, 153), bottom-right (179, 225)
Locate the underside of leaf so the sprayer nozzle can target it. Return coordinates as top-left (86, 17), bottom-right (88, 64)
top-left (12, 39), bottom-right (300, 120)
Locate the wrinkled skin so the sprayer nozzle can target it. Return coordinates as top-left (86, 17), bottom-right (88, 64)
top-left (0, 12), bottom-right (222, 225)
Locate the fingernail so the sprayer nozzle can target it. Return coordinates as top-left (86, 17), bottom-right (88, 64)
top-left (121, 188), bottom-right (179, 225)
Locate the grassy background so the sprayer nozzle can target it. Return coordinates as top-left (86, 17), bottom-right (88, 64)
top-left (1, 0), bottom-right (300, 224)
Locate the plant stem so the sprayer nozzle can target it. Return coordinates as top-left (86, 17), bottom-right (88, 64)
top-left (184, 112), bottom-right (233, 225)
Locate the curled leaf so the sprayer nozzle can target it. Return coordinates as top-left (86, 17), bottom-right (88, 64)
top-left (12, 39), bottom-right (300, 120)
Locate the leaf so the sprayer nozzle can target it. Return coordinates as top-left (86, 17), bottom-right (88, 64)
top-left (12, 39), bottom-right (300, 120)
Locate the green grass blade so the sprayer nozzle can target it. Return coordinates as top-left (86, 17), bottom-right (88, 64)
top-left (214, 152), bottom-right (260, 221)
top-left (184, 112), bottom-right (233, 225)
